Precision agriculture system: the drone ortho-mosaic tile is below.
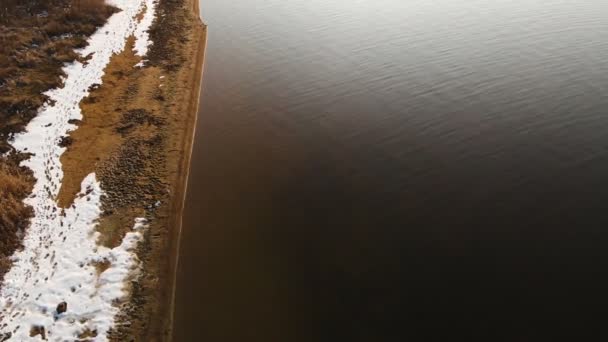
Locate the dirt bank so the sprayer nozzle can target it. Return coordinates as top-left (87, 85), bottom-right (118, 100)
top-left (54, 0), bottom-right (206, 340)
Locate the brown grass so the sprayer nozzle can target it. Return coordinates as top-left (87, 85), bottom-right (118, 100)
top-left (78, 327), bottom-right (98, 340)
top-left (0, 0), bottom-right (117, 283)
top-left (0, 156), bottom-right (34, 279)
top-left (0, 0), bottom-right (117, 151)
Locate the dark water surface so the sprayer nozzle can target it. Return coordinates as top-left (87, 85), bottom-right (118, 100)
top-left (174, 1), bottom-right (608, 340)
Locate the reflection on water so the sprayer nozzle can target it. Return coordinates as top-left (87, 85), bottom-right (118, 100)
top-left (175, 1), bottom-right (608, 340)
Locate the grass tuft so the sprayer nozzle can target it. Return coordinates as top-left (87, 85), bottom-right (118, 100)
top-left (0, 156), bottom-right (34, 279)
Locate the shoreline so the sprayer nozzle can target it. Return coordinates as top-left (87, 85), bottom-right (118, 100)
top-left (108, 0), bottom-right (208, 338)
top-left (165, 0), bottom-right (207, 338)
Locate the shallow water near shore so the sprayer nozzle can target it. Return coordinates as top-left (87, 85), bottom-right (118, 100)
top-left (175, 1), bottom-right (608, 340)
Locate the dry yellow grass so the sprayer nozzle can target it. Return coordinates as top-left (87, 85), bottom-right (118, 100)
top-left (0, 0), bottom-right (116, 283)
top-left (0, 0), bottom-right (117, 152)
top-left (0, 157), bottom-right (34, 279)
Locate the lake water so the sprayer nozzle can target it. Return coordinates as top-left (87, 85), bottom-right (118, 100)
top-left (174, 1), bottom-right (608, 340)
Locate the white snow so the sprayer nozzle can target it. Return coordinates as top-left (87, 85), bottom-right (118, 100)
top-left (0, 0), bottom-right (157, 340)
top-left (133, 0), bottom-right (158, 57)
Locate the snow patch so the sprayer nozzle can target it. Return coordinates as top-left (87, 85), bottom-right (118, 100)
top-left (0, 0), bottom-right (157, 340)
top-left (0, 176), bottom-right (148, 341)
top-left (134, 0), bottom-right (158, 57)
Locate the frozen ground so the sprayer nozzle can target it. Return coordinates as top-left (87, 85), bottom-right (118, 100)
top-left (0, 0), bottom-right (157, 340)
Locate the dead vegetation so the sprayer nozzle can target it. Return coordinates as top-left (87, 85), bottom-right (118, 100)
top-left (0, 155), bottom-right (34, 279)
top-left (0, 0), bottom-right (117, 147)
top-left (0, 0), bottom-right (116, 283)
top-left (147, 0), bottom-right (189, 70)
